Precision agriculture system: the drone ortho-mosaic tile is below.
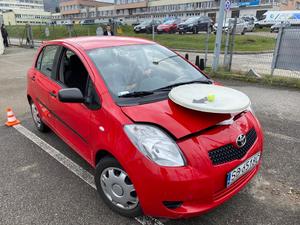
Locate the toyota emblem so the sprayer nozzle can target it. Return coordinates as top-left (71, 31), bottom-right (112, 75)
top-left (236, 134), bottom-right (247, 148)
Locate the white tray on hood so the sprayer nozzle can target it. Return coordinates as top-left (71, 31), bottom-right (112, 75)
top-left (169, 83), bottom-right (251, 114)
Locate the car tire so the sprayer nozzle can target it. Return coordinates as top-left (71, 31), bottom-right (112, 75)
top-left (30, 100), bottom-right (49, 132)
top-left (95, 156), bottom-right (143, 218)
top-left (241, 28), bottom-right (246, 35)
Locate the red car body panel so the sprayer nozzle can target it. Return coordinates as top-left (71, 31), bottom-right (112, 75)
top-left (121, 99), bottom-right (231, 139)
top-left (27, 37), bottom-right (264, 219)
top-left (157, 24), bottom-right (177, 33)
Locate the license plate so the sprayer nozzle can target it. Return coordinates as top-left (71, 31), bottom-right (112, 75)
top-left (226, 152), bottom-right (261, 187)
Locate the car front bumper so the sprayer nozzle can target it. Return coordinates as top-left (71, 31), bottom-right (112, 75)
top-left (122, 112), bottom-right (264, 218)
top-left (178, 26), bottom-right (193, 32)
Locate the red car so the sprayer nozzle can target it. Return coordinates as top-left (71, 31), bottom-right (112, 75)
top-left (27, 36), bottom-right (263, 219)
top-left (157, 19), bottom-right (181, 34)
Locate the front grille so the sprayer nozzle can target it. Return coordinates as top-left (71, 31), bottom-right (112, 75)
top-left (208, 128), bottom-right (257, 165)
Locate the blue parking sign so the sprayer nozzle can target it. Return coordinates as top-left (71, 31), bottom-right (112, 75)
top-left (225, 0), bottom-right (231, 11)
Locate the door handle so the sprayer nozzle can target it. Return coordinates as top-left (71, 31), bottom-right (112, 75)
top-left (49, 91), bottom-right (57, 98)
top-left (31, 76), bottom-right (36, 81)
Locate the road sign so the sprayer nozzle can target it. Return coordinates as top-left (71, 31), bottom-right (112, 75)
top-left (225, 0), bottom-right (231, 11)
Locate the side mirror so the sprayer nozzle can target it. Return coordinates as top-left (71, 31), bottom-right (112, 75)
top-left (58, 88), bottom-right (84, 103)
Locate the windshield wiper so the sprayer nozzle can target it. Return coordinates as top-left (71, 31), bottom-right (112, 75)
top-left (118, 91), bottom-right (154, 98)
top-left (153, 55), bottom-right (179, 65)
top-left (152, 79), bottom-right (212, 92)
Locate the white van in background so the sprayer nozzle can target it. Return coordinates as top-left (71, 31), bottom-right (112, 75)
top-left (256, 10), bottom-right (300, 28)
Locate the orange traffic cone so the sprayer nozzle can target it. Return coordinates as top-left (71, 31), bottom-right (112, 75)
top-left (5, 108), bottom-right (20, 127)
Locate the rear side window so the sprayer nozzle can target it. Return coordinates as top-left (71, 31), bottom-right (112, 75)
top-left (36, 46), bottom-right (60, 77)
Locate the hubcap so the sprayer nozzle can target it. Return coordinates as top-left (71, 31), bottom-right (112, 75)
top-left (31, 103), bottom-right (41, 127)
top-left (100, 167), bottom-right (138, 210)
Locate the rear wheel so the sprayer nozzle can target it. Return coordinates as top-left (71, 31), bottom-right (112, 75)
top-left (30, 101), bottom-right (49, 132)
top-left (95, 157), bottom-right (142, 217)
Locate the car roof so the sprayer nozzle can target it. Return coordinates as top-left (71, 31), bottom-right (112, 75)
top-left (46, 36), bottom-right (155, 51)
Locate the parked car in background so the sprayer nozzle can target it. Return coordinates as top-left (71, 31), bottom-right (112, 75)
top-left (270, 21), bottom-right (291, 33)
top-left (80, 19), bottom-right (95, 25)
top-left (241, 16), bottom-right (256, 32)
top-left (177, 16), bottom-right (213, 34)
top-left (157, 19), bottom-right (181, 34)
top-left (255, 10), bottom-right (300, 28)
top-left (134, 20), bottom-right (161, 33)
top-left (241, 15), bottom-right (258, 23)
top-left (57, 20), bottom-right (73, 25)
top-left (213, 18), bottom-right (247, 35)
top-left (132, 21), bottom-right (140, 27)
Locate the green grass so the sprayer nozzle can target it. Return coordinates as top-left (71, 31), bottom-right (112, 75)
top-left (204, 67), bottom-right (300, 89)
top-left (7, 24), bottom-right (276, 52)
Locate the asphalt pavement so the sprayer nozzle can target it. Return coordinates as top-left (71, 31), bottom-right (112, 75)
top-left (0, 47), bottom-right (299, 225)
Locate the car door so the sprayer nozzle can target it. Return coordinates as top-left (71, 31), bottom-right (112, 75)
top-left (31, 45), bottom-right (61, 127)
top-left (236, 19), bottom-right (244, 33)
top-left (47, 47), bottom-right (99, 162)
top-left (198, 17), bottom-right (208, 31)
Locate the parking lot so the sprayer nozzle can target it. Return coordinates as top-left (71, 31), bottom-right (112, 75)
top-left (0, 47), bottom-right (299, 225)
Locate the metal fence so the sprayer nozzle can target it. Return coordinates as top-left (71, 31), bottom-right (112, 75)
top-left (5, 23), bottom-right (300, 79)
top-left (179, 23), bottom-right (300, 79)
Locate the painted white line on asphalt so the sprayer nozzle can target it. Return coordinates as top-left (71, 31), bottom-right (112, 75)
top-left (14, 124), bottom-right (96, 188)
top-left (13, 124), bottom-right (164, 225)
top-left (265, 131), bottom-right (300, 143)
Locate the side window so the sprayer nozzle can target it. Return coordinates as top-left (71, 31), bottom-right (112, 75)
top-left (39, 46), bottom-right (60, 77)
top-left (58, 48), bottom-right (101, 110)
top-left (36, 49), bottom-right (44, 70)
top-left (58, 48), bottom-right (88, 95)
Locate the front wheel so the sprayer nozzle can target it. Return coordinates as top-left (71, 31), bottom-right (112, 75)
top-left (30, 101), bottom-right (49, 132)
top-left (95, 157), bottom-right (142, 217)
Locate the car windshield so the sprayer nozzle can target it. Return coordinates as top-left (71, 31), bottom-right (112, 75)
top-left (140, 20), bottom-right (151, 26)
top-left (185, 17), bottom-right (199, 23)
top-left (163, 20), bottom-right (175, 25)
top-left (88, 44), bottom-right (208, 105)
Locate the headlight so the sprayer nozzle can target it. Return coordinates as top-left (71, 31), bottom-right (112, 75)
top-left (124, 124), bottom-right (186, 167)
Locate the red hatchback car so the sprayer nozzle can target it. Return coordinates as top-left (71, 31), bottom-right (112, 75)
top-left (27, 36), bottom-right (263, 219)
top-left (157, 19), bottom-right (181, 34)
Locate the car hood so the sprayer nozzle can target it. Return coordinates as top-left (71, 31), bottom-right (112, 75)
top-left (121, 99), bottom-right (231, 139)
top-left (214, 22), bottom-right (229, 28)
top-left (135, 24), bottom-right (148, 28)
top-left (179, 22), bottom-right (192, 26)
top-left (158, 24), bottom-right (172, 29)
